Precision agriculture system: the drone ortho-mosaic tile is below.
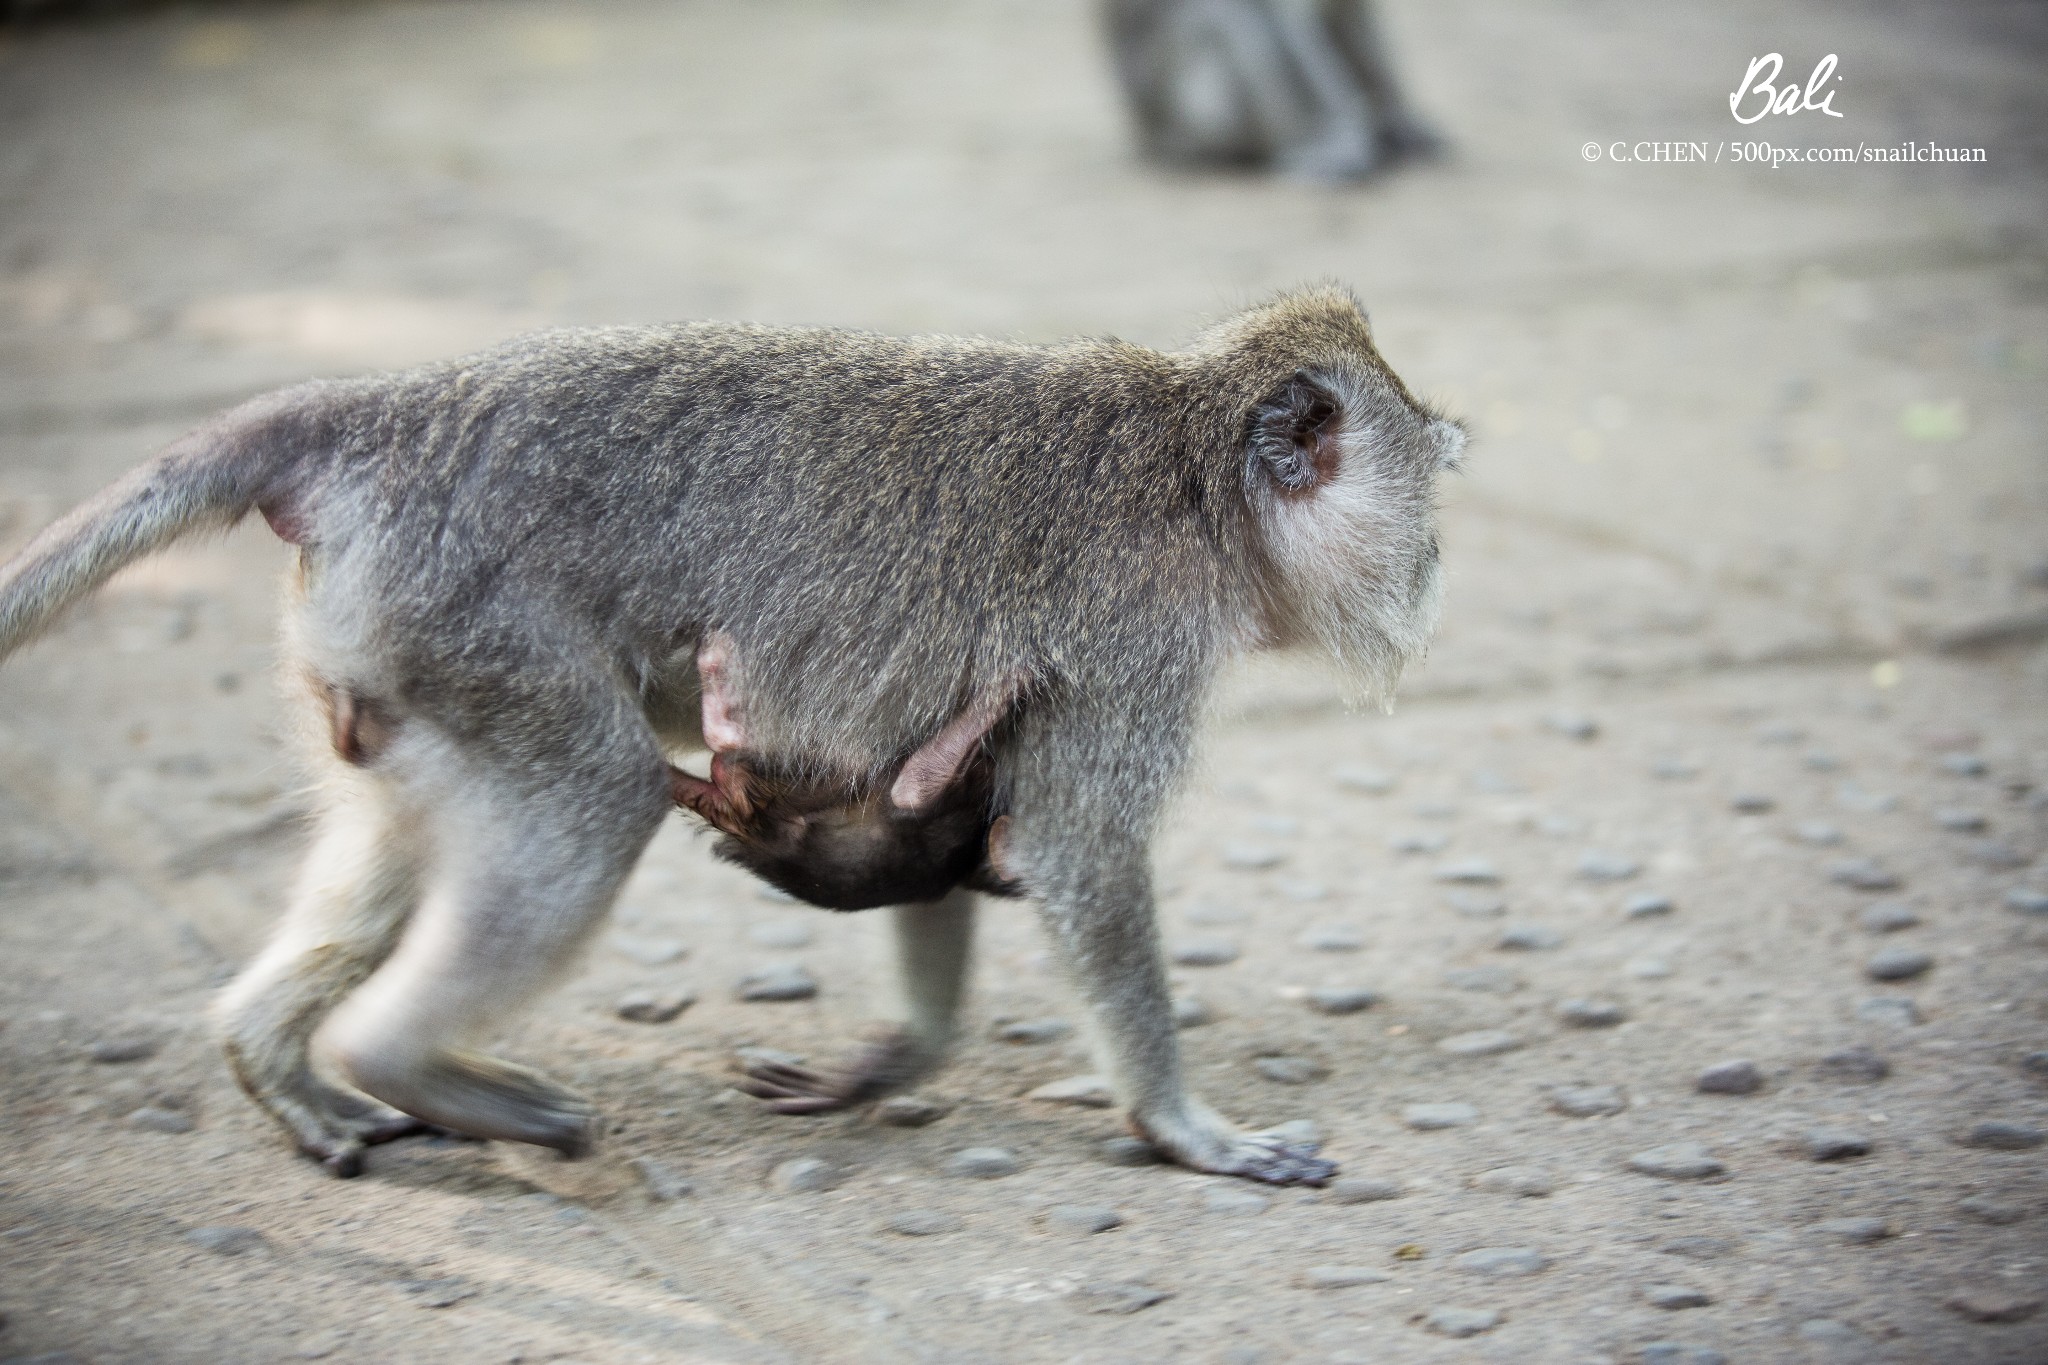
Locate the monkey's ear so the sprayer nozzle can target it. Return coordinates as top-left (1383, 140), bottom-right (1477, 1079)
top-left (1248, 374), bottom-right (1343, 495)
top-left (1430, 418), bottom-right (1468, 472)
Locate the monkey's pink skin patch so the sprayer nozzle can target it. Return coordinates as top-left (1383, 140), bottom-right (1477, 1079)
top-left (695, 632), bottom-right (747, 751)
top-left (259, 498), bottom-right (309, 545)
top-left (984, 815), bottom-right (1017, 883)
top-left (701, 700), bottom-right (745, 752)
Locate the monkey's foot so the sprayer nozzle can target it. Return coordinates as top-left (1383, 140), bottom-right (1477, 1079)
top-left (341, 1050), bottom-right (601, 1160)
top-left (736, 1028), bottom-right (934, 1116)
top-left (1219, 1130), bottom-right (1339, 1186)
top-left (265, 1087), bottom-right (440, 1178)
top-left (1132, 1112), bottom-right (1338, 1187)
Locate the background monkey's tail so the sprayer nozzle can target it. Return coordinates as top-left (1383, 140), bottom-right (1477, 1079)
top-left (0, 383), bottom-right (329, 661)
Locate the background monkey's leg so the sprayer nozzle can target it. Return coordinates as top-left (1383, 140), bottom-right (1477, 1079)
top-left (1267, 0), bottom-right (1382, 179)
top-left (1326, 0), bottom-right (1441, 158)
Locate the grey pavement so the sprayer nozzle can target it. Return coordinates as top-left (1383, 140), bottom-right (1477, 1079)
top-left (0, 2), bottom-right (2044, 1362)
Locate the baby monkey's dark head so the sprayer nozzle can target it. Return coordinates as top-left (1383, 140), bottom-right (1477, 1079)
top-left (670, 749), bottom-right (1020, 911)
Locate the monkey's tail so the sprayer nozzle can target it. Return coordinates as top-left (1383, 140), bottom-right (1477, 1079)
top-left (0, 384), bottom-right (327, 661)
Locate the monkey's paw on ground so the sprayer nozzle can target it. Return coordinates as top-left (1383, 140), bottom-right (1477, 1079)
top-left (272, 1090), bottom-right (443, 1178)
top-left (1212, 1129), bottom-right (1339, 1186)
top-left (1133, 1114), bottom-right (1338, 1186)
top-left (736, 1028), bottom-right (933, 1115)
top-left (311, 1117), bottom-right (484, 1178)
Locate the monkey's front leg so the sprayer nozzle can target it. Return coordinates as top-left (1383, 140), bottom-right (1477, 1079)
top-left (1036, 853), bottom-right (1335, 1186)
top-left (739, 888), bottom-right (974, 1114)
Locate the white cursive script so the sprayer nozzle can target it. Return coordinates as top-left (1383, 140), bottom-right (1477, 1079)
top-left (1729, 53), bottom-right (1843, 124)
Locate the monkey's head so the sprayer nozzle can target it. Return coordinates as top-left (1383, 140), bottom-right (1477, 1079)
top-left (670, 750), bottom-right (1021, 911)
top-left (1204, 287), bottom-right (1466, 706)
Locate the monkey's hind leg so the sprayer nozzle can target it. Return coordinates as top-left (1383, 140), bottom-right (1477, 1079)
top-left (316, 715), bottom-right (670, 1156)
top-left (740, 888), bottom-right (974, 1114)
top-left (213, 777), bottom-right (431, 1176)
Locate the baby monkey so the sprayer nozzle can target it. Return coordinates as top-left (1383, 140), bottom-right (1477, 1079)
top-left (666, 635), bottom-right (1026, 911)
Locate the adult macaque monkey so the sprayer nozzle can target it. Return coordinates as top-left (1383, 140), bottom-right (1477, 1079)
top-left (1103, 0), bottom-right (1441, 181)
top-left (0, 287), bottom-right (1461, 1183)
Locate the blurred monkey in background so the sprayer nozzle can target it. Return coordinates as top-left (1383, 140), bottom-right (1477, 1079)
top-left (1104, 0), bottom-right (1441, 180)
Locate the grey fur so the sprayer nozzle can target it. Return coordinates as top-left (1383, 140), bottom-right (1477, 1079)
top-left (1103, 0), bottom-right (1441, 181)
top-left (0, 286), bottom-right (1459, 1183)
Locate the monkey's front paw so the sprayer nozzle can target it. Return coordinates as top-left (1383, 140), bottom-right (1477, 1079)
top-left (1133, 1110), bottom-right (1338, 1186)
top-left (1224, 1130), bottom-right (1338, 1186)
top-left (735, 1029), bottom-right (932, 1115)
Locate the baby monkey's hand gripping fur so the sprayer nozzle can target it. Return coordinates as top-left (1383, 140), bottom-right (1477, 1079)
top-left (0, 288), bottom-right (1460, 1185)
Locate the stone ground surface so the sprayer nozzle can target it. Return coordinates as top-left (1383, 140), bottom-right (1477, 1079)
top-left (1, 1), bottom-right (2046, 1362)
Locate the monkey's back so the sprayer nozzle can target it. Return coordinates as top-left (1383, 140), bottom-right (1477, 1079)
top-left (289, 321), bottom-right (1260, 770)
